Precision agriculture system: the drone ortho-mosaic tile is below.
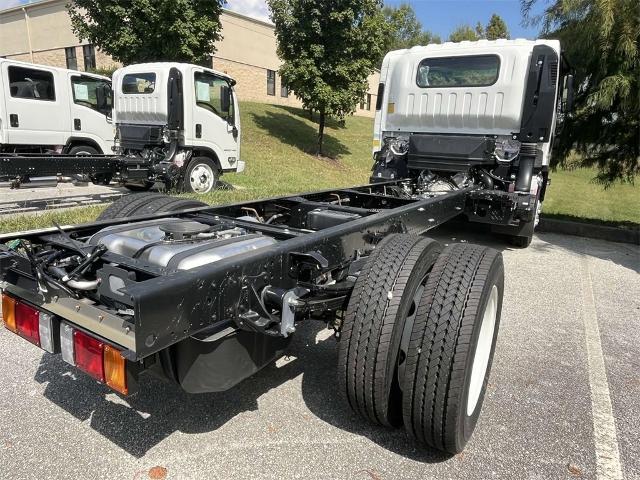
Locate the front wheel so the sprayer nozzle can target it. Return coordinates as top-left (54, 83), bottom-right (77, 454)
top-left (402, 243), bottom-right (504, 454)
top-left (183, 157), bottom-right (219, 194)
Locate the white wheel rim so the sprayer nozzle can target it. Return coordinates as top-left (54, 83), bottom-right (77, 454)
top-left (466, 285), bottom-right (498, 416)
top-left (190, 164), bottom-right (214, 193)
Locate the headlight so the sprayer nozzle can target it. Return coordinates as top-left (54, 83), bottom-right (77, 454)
top-left (384, 135), bottom-right (409, 155)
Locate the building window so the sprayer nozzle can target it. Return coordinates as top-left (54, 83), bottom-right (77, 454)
top-left (65, 47), bottom-right (77, 70)
top-left (359, 98), bottom-right (365, 110)
top-left (8, 66), bottom-right (55, 101)
top-left (366, 93), bottom-right (372, 111)
top-left (280, 83), bottom-right (289, 98)
top-left (267, 69), bottom-right (276, 96)
top-left (199, 55), bottom-right (213, 69)
top-left (83, 44), bottom-right (96, 71)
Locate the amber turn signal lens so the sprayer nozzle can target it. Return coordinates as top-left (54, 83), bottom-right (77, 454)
top-left (104, 344), bottom-right (128, 395)
top-left (1, 293), bottom-right (17, 333)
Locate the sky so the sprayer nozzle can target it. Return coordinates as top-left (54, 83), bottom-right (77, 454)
top-left (0, 0), bottom-right (542, 40)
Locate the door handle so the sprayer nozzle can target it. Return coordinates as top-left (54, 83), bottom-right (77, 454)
top-left (74, 118), bottom-right (81, 130)
top-left (195, 123), bottom-right (202, 138)
top-left (9, 114), bottom-right (18, 127)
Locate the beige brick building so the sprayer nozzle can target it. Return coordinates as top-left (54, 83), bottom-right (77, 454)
top-left (0, 0), bottom-right (379, 117)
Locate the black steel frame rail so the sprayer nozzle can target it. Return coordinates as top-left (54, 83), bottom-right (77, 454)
top-left (0, 182), bottom-right (470, 359)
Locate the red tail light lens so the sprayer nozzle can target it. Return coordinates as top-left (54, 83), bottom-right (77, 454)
top-left (15, 302), bottom-right (40, 346)
top-left (73, 330), bottom-right (104, 381)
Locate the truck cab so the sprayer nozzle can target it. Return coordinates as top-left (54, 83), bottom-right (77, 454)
top-left (112, 63), bottom-right (243, 193)
top-left (0, 58), bottom-right (113, 155)
top-left (372, 39), bottom-right (573, 246)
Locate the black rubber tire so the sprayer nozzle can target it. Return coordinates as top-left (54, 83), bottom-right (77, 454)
top-left (97, 193), bottom-right (208, 220)
top-left (133, 197), bottom-right (208, 216)
top-left (183, 157), bottom-right (219, 194)
top-left (67, 145), bottom-right (99, 155)
top-left (402, 243), bottom-right (504, 454)
top-left (338, 234), bottom-right (442, 428)
top-left (97, 192), bottom-right (169, 220)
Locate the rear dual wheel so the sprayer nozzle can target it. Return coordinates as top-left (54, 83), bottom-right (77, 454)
top-left (339, 235), bottom-right (504, 454)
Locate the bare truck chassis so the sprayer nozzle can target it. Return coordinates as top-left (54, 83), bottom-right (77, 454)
top-left (1, 181), bottom-right (505, 454)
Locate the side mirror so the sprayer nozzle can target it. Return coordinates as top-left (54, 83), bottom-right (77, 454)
top-left (96, 84), bottom-right (112, 115)
top-left (565, 74), bottom-right (574, 113)
top-left (220, 85), bottom-right (231, 114)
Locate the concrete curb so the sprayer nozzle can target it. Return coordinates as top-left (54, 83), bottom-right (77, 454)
top-left (538, 217), bottom-right (640, 245)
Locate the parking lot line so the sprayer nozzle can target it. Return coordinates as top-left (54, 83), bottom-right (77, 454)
top-left (580, 241), bottom-right (623, 480)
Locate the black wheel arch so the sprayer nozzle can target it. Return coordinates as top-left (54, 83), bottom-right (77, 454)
top-left (189, 148), bottom-right (222, 171)
top-left (64, 137), bottom-right (104, 154)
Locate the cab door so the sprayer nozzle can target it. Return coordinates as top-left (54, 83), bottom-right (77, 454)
top-left (2, 63), bottom-right (70, 146)
top-left (68, 73), bottom-right (114, 153)
top-left (190, 70), bottom-right (239, 169)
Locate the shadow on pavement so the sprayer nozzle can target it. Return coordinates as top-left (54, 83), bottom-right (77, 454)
top-left (33, 320), bottom-right (450, 462)
top-left (33, 224), bottom-right (635, 460)
top-left (34, 348), bottom-right (304, 458)
top-left (532, 231), bottom-right (639, 274)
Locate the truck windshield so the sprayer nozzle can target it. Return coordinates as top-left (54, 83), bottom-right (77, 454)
top-left (194, 72), bottom-right (234, 123)
top-left (417, 55), bottom-right (500, 88)
top-left (71, 76), bottom-right (112, 112)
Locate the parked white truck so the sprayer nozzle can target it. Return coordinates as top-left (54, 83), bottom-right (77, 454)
top-left (112, 63), bottom-right (243, 192)
top-left (0, 62), bottom-right (243, 193)
top-left (0, 58), bottom-right (113, 155)
top-left (371, 39), bottom-right (573, 246)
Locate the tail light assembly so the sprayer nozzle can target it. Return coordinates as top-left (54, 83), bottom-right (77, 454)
top-left (2, 292), bottom-right (129, 395)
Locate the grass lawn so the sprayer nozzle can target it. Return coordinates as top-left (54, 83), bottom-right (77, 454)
top-left (0, 101), bottom-right (637, 234)
top-left (544, 167), bottom-right (640, 226)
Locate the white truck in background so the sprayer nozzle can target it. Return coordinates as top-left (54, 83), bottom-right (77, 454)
top-left (111, 63), bottom-right (243, 192)
top-left (0, 58), bottom-right (113, 155)
top-left (371, 39), bottom-right (573, 246)
top-left (0, 62), bottom-right (244, 194)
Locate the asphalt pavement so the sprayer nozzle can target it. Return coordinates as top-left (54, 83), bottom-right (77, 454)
top-left (0, 183), bottom-right (126, 216)
top-left (0, 228), bottom-right (638, 480)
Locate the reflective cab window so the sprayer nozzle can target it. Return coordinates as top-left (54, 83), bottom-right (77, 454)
top-left (416, 55), bottom-right (500, 88)
top-left (71, 76), bottom-right (112, 112)
top-left (122, 73), bottom-right (156, 94)
top-left (194, 72), bottom-right (233, 122)
top-left (8, 66), bottom-right (56, 101)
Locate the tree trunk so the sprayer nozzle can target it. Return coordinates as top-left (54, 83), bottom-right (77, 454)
top-left (317, 109), bottom-right (326, 156)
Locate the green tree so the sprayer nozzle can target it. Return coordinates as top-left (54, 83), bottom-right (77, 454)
top-left (523, 0), bottom-right (639, 183)
top-left (485, 13), bottom-right (510, 40)
top-left (449, 24), bottom-right (482, 42)
top-left (382, 3), bottom-right (441, 52)
top-left (67, 0), bottom-right (224, 65)
top-left (268, 0), bottom-right (388, 156)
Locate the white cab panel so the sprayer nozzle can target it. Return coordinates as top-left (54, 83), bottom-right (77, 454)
top-left (375, 39), bottom-right (561, 148)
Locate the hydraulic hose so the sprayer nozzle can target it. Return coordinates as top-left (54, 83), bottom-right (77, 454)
top-left (48, 266), bottom-right (100, 291)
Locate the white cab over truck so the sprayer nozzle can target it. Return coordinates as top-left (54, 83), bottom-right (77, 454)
top-left (112, 63), bottom-right (243, 193)
top-left (0, 58), bottom-right (113, 155)
top-left (372, 39), bottom-right (573, 246)
top-left (0, 62), bottom-right (244, 193)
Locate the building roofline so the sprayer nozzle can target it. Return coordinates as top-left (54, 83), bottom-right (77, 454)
top-left (0, 0), bottom-right (58, 15)
top-left (221, 8), bottom-right (274, 28)
top-left (0, 0), bottom-right (275, 29)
